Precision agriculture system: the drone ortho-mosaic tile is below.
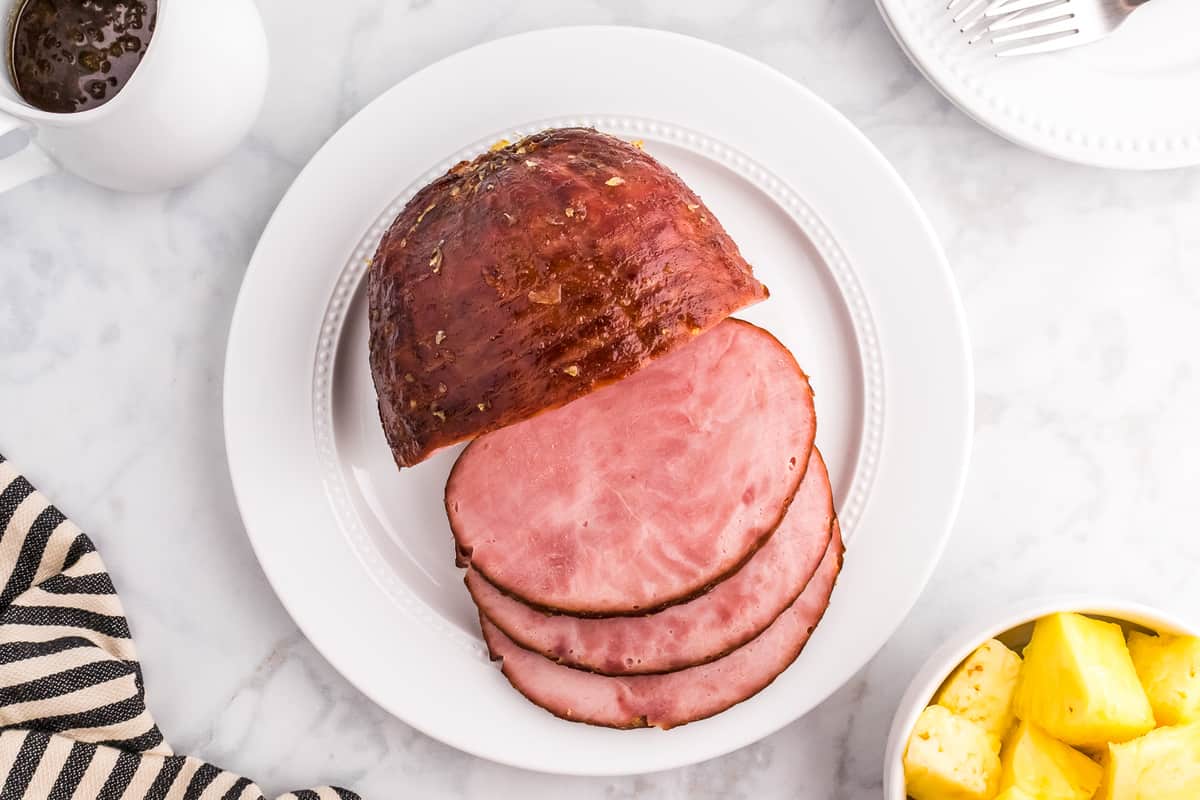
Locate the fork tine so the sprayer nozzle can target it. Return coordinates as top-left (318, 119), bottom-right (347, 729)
top-left (964, 6), bottom-right (1029, 43)
top-left (993, 23), bottom-right (1104, 55)
top-left (985, 0), bottom-right (1066, 16)
top-left (961, 16), bottom-right (993, 40)
top-left (950, 0), bottom-right (988, 25)
top-left (988, 3), bottom-right (1073, 32)
top-left (996, 26), bottom-right (1094, 56)
top-left (990, 15), bottom-right (1078, 44)
top-left (951, 0), bottom-right (1025, 39)
top-left (953, 0), bottom-right (1018, 34)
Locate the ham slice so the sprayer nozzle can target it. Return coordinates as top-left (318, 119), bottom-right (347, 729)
top-left (467, 450), bottom-right (834, 675)
top-left (447, 319), bottom-right (816, 616)
top-left (368, 128), bottom-right (768, 467)
top-left (481, 522), bottom-right (844, 729)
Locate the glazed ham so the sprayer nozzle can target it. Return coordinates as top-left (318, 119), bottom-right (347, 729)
top-left (467, 450), bottom-right (834, 675)
top-left (481, 523), bottom-right (844, 730)
top-left (368, 128), bottom-right (767, 468)
top-left (446, 319), bottom-right (816, 616)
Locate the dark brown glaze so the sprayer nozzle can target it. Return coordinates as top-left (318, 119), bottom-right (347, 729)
top-left (10, 0), bottom-right (156, 114)
top-left (367, 127), bottom-right (767, 468)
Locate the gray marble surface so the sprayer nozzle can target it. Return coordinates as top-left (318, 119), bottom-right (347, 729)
top-left (2, 1), bottom-right (1199, 797)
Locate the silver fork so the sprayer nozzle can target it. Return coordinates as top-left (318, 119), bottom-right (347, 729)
top-left (982, 0), bottom-right (1154, 57)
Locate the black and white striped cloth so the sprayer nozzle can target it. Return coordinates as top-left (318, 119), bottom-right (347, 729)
top-left (0, 454), bottom-right (360, 800)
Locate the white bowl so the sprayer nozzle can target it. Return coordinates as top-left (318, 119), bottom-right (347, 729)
top-left (883, 596), bottom-right (1200, 799)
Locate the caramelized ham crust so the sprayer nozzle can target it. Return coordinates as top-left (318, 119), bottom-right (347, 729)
top-left (368, 128), bottom-right (767, 467)
top-left (467, 450), bottom-right (834, 675)
top-left (447, 319), bottom-right (816, 616)
top-left (481, 523), bottom-right (844, 730)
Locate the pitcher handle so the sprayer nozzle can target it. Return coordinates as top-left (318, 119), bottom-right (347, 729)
top-left (0, 111), bottom-right (57, 194)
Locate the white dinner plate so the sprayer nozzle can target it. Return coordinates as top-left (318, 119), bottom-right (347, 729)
top-left (223, 26), bottom-right (973, 776)
top-left (876, 0), bottom-right (1200, 169)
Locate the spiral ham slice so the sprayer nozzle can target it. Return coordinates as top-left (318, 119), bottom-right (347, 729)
top-left (481, 523), bottom-right (844, 730)
top-left (447, 319), bottom-right (816, 616)
top-left (467, 450), bottom-right (834, 675)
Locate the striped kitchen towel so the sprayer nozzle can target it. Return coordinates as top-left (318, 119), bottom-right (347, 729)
top-left (0, 453), bottom-right (360, 800)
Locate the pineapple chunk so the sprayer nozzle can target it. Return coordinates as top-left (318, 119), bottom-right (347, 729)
top-left (904, 705), bottom-right (1001, 800)
top-left (936, 638), bottom-right (1023, 749)
top-left (998, 720), bottom-right (1102, 800)
top-left (1096, 721), bottom-right (1200, 800)
top-left (993, 788), bottom-right (1038, 800)
top-left (1127, 631), bottom-right (1200, 726)
top-left (1013, 613), bottom-right (1155, 749)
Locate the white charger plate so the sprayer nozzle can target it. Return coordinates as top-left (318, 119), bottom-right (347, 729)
top-left (223, 26), bottom-right (973, 776)
top-left (876, 0), bottom-right (1200, 169)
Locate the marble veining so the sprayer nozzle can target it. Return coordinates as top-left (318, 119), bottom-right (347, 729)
top-left (1, 0), bottom-right (1199, 797)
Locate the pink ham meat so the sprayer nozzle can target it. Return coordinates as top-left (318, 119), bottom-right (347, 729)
top-left (446, 319), bottom-right (816, 616)
top-left (481, 522), bottom-right (845, 729)
top-left (467, 450), bottom-right (834, 675)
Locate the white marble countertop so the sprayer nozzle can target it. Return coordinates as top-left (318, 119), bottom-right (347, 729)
top-left (2, 1), bottom-right (1199, 797)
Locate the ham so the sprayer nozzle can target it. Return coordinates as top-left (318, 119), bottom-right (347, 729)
top-left (447, 319), bottom-right (816, 616)
top-left (368, 128), bottom-right (767, 468)
top-left (481, 522), bottom-right (844, 729)
top-left (467, 450), bottom-right (834, 675)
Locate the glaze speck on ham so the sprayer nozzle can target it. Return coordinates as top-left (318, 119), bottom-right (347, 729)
top-left (368, 127), bottom-right (768, 468)
top-left (446, 319), bottom-right (816, 616)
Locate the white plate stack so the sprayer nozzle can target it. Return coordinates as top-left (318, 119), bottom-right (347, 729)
top-left (875, 0), bottom-right (1200, 169)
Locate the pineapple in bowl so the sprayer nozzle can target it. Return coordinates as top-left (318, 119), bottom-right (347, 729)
top-left (885, 599), bottom-right (1200, 800)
